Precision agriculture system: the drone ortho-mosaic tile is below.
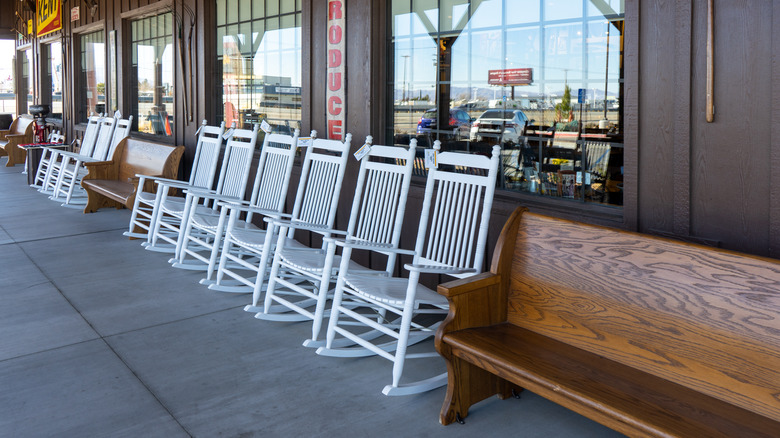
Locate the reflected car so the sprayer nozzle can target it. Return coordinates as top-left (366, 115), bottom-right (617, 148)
top-left (416, 108), bottom-right (472, 140)
top-left (469, 109), bottom-right (529, 144)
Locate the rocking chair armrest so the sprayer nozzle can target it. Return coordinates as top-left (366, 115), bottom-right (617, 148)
top-left (327, 237), bottom-right (417, 255)
top-left (264, 217), bottom-right (348, 237)
top-left (403, 264), bottom-right (478, 276)
top-left (183, 189), bottom-right (243, 204)
top-left (213, 199), bottom-right (293, 218)
top-left (154, 180), bottom-right (195, 192)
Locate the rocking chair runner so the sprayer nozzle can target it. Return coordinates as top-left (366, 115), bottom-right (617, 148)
top-left (256, 138), bottom-right (418, 347)
top-left (123, 120), bottom-right (225, 240)
top-left (170, 129), bottom-right (300, 274)
top-left (144, 124), bottom-right (259, 253)
top-left (317, 142), bottom-right (501, 396)
top-left (209, 132), bottom-right (351, 306)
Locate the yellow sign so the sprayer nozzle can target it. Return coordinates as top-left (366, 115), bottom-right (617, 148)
top-left (37, 0), bottom-right (62, 37)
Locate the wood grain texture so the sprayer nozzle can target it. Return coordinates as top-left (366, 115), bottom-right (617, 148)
top-left (509, 212), bottom-right (780, 421)
top-left (436, 207), bottom-right (780, 434)
top-left (81, 138), bottom-right (183, 213)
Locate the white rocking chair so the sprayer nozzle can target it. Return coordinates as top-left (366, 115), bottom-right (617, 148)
top-left (170, 129), bottom-right (300, 274)
top-left (50, 114), bottom-right (133, 207)
top-left (29, 130), bottom-right (68, 189)
top-left (317, 141), bottom-right (501, 396)
top-left (124, 120), bottom-right (225, 240)
top-left (257, 137), bottom-right (417, 350)
top-left (39, 115), bottom-right (102, 196)
top-left (210, 132), bottom-right (351, 305)
top-left (144, 124), bottom-right (259, 253)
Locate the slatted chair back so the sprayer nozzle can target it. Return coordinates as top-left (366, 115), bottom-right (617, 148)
top-left (210, 124), bottom-right (260, 209)
top-left (187, 120), bottom-right (226, 189)
top-left (584, 141), bottom-right (610, 178)
top-left (90, 116), bottom-right (118, 161)
top-left (48, 130), bottom-right (65, 143)
top-left (286, 131), bottom-right (351, 233)
top-left (414, 141), bottom-right (500, 279)
top-left (345, 138), bottom-right (417, 271)
top-left (106, 116), bottom-right (133, 160)
top-left (244, 129), bottom-right (301, 224)
top-left (78, 116), bottom-right (102, 157)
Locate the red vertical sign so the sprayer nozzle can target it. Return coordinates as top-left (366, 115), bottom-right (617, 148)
top-left (326, 0), bottom-right (346, 140)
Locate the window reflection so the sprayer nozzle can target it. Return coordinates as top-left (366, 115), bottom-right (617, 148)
top-left (79, 31), bottom-right (105, 122)
top-left (388, 0), bottom-right (625, 207)
top-left (130, 13), bottom-right (174, 136)
top-left (216, 0), bottom-right (301, 134)
top-left (45, 42), bottom-right (63, 122)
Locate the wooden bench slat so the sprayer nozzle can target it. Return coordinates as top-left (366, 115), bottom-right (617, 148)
top-left (445, 324), bottom-right (778, 438)
top-left (435, 207), bottom-right (780, 435)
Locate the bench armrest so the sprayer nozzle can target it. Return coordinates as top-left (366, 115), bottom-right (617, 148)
top-left (438, 272), bottom-right (507, 334)
top-left (82, 159), bottom-right (117, 181)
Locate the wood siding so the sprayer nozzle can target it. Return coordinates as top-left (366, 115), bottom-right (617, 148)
top-left (11, 0), bottom-right (780, 259)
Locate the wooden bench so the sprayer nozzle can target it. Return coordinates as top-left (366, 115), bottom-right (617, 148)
top-left (80, 137), bottom-right (184, 214)
top-left (0, 115), bottom-right (35, 167)
top-left (435, 207), bottom-right (780, 437)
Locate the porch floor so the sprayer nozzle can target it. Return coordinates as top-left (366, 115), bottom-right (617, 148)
top-left (0, 158), bottom-right (622, 437)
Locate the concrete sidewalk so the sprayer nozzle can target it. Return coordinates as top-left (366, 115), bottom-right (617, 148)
top-left (0, 159), bottom-right (622, 437)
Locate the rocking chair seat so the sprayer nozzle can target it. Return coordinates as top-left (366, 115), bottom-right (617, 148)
top-left (344, 273), bottom-right (448, 307)
top-left (279, 248), bottom-right (368, 275)
top-left (161, 197), bottom-right (188, 214)
top-left (227, 227), bottom-right (309, 251)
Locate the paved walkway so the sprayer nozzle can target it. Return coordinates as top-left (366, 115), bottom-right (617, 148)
top-left (0, 159), bottom-right (622, 437)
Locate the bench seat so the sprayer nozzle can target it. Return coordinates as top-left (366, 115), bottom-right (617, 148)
top-left (81, 178), bottom-right (137, 206)
top-left (435, 207), bottom-right (780, 436)
top-left (80, 137), bottom-right (183, 213)
top-left (444, 323), bottom-right (779, 438)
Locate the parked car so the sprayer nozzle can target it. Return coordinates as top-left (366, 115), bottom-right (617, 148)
top-left (416, 108), bottom-right (472, 140)
top-left (469, 109), bottom-right (530, 144)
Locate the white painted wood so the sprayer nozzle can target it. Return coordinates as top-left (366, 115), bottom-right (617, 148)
top-left (210, 131), bottom-right (351, 309)
top-left (317, 141), bottom-right (501, 396)
top-left (257, 138), bottom-right (418, 347)
top-left (124, 121), bottom-right (225, 240)
top-left (144, 123), bottom-right (258, 254)
top-left (171, 129), bottom-right (300, 275)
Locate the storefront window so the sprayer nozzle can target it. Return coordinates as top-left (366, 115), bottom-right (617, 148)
top-left (45, 42), bottom-right (64, 123)
top-left (78, 31), bottom-right (106, 122)
top-left (20, 49), bottom-right (34, 114)
top-left (389, 0), bottom-right (625, 207)
top-left (0, 41), bottom-right (16, 117)
top-left (216, 0), bottom-right (302, 133)
top-left (130, 13), bottom-right (174, 137)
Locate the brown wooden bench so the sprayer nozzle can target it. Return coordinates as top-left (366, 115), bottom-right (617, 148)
top-left (435, 207), bottom-right (780, 437)
top-left (80, 137), bottom-right (184, 214)
top-left (0, 115), bottom-right (35, 167)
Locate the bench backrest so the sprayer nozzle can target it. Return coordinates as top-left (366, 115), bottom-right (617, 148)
top-left (10, 115), bottom-right (35, 136)
top-left (115, 138), bottom-right (184, 184)
top-left (502, 210), bottom-right (780, 422)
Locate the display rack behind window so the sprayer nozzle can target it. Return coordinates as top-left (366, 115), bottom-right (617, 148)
top-left (78, 30), bottom-right (106, 122)
top-left (19, 49), bottom-right (34, 115)
top-left (215, 0), bottom-right (302, 134)
top-left (388, 0), bottom-right (625, 207)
